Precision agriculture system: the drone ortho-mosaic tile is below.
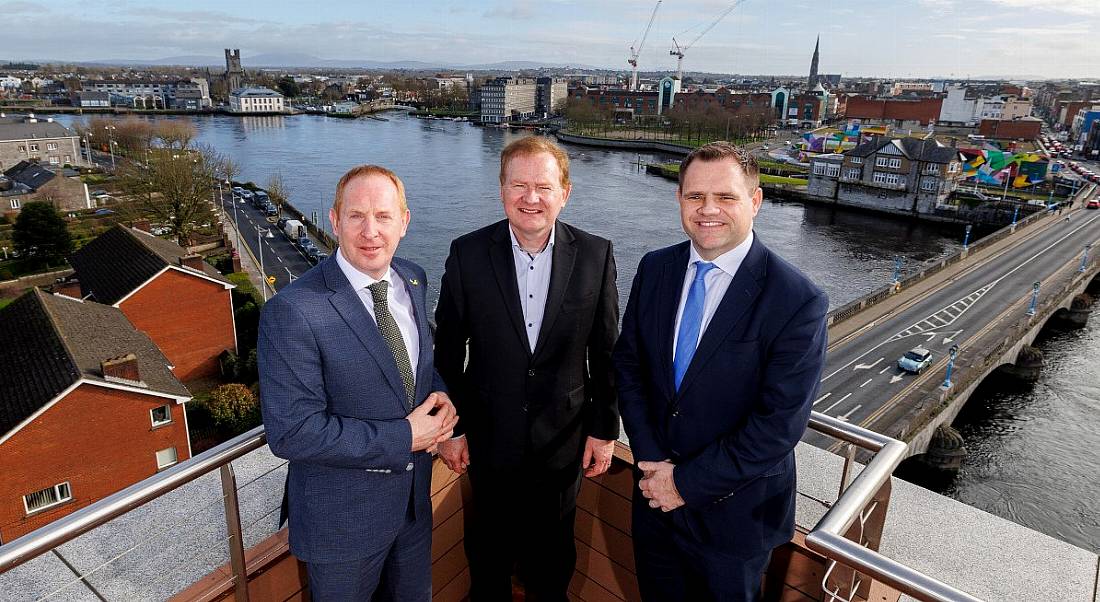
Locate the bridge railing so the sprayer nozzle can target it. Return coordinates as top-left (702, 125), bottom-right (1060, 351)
top-left (0, 412), bottom-right (986, 602)
top-left (827, 184), bottom-right (1095, 329)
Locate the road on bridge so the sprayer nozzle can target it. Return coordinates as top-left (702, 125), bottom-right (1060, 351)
top-left (804, 202), bottom-right (1100, 449)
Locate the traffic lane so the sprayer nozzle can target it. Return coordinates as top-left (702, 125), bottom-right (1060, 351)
top-left (813, 212), bottom-right (1100, 423)
top-left (221, 194), bottom-right (315, 290)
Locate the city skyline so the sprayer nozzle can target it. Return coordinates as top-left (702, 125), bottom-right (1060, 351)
top-left (1, 0), bottom-right (1097, 79)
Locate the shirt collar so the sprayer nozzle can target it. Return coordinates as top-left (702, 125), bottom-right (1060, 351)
top-left (336, 247), bottom-right (396, 291)
top-left (509, 222), bottom-right (556, 254)
top-left (688, 230), bottom-right (754, 277)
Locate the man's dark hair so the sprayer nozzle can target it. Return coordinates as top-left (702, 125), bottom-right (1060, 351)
top-left (678, 141), bottom-right (760, 191)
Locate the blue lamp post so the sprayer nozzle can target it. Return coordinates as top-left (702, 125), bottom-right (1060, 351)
top-left (963, 224), bottom-right (973, 250)
top-left (943, 344), bottom-right (959, 389)
top-left (1011, 204), bottom-right (1020, 226)
top-left (1026, 281), bottom-right (1040, 316)
top-left (1081, 243), bottom-right (1093, 273)
top-left (892, 255), bottom-right (903, 285)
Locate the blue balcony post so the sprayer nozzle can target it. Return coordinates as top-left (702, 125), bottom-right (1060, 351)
top-left (942, 344), bottom-right (959, 389)
top-left (1026, 281), bottom-right (1040, 316)
top-left (1080, 243), bottom-right (1092, 273)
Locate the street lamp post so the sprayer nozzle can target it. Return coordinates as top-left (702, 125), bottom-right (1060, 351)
top-left (103, 124), bottom-right (116, 171)
top-left (891, 255), bottom-right (903, 285)
top-left (1011, 204), bottom-right (1019, 226)
top-left (962, 224), bottom-right (973, 250)
top-left (284, 266), bottom-right (295, 283)
top-left (942, 344), bottom-right (959, 389)
top-left (1026, 281), bottom-right (1040, 316)
top-left (254, 225), bottom-right (273, 302)
top-left (1080, 243), bottom-right (1092, 273)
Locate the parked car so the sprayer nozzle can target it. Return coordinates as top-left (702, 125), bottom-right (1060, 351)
top-left (1086, 199), bottom-right (1100, 210)
top-left (897, 347), bottom-right (933, 374)
top-left (239, 190), bottom-right (254, 200)
top-left (264, 203), bottom-right (278, 216)
top-left (313, 251), bottom-right (328, 264)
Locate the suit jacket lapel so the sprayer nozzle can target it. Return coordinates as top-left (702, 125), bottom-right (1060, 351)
top-left (658, 242), bottom-right (691, 400)
top-left (533, 222), bottom-right (575, 359)
top-left (677, 237), bottom-right (767, 398)
top-left (488, 221), bottom-right (533, 355)
top-left (390, 260), bottom-right (431, 403)
top-left (322, 257), bottom-right (407, 405)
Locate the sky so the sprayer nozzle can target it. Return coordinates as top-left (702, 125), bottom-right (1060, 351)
top-left (1, 0), bottom-right (1097, 79)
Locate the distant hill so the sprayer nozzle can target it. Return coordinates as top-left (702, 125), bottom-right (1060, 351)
top-left (32, 54), bottom-right (601, 71)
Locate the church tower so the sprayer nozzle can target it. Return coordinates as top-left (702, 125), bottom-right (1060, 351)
top-left (808, 35), bottom-right (820, 88)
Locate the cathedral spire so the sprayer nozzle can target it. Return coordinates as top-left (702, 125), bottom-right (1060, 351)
top-left (808, 35), bottom-right (820, 88)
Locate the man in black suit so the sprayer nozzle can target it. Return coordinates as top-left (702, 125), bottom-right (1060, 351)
top-left (434, 136), bottom-right (620, 602)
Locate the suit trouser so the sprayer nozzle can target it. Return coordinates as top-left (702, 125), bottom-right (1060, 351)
top-left (464, 462), bottom-right (583, 602)
top-left (632, 490), bottom-right (772, 602)
top-left (306, 499), bottom-right (432, 602)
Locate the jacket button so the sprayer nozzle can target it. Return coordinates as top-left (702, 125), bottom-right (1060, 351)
top-left (527, 369), bottom-right (535, 377)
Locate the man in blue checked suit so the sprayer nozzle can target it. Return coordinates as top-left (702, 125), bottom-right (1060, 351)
top-left (614, 143), bottom-right (829, 601)
top-left (259, 165), bottom-right (458, 601)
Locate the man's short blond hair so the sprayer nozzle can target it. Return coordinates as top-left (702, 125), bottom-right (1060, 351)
top-left (499, 136), bottom-right (571, 188)
top-left (333, 164), bottom-right (408, 213)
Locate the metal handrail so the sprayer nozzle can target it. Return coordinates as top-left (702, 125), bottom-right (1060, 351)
top-left (0, 415), bottom-right (984, 601)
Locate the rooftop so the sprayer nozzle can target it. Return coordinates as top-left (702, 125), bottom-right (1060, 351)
top-left (230, 87), bottom-right (283, 99)
top-left (0, 116), bottom-right (76, 142)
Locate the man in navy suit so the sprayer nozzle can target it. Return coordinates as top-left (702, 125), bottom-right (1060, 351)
top-left (259, 165), bottom-right (458, 601)
top-left (614, 143), bottom-right (829, 601)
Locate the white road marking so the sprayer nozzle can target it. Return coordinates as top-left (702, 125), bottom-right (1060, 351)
top-left (813, 392), bottom-right (832, 405)
top-left (837, 405), bottom-right (862, 422)
top-left (854, 358), bottom-right (884, 370)
top-left (890, 374), bottom-right (905, 384)
top-left (879, 366), bottom-right (891, 374)
top-left (823, 393), bottom-right (853, 414)
top-left (860, 378), bottom-right (873, 388)
top-left (277, 256), bottom-right (283, 263)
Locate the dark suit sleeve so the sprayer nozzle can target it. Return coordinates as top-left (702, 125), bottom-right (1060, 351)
top-left (613, 257), bottom-right (668, 462)
top-left (418, 265), bottom-right (448, 395)
top-left (586, 240), bottom-right (620, 440)
top-left (433, 240), bottom-right (469, 436)
top-left (258, 295), bottom-right (413, 472)
top-left (673, 291), bottom-right (829, 508)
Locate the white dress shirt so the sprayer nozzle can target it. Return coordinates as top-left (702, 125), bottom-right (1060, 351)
top-left (336, 249), bottom-right (420, 375)
top-left (672, 231), bottom-right (754, 359)
top-left (510, 224), bottom-right (555, 353)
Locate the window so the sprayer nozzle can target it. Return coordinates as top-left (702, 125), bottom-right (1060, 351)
top-left (888, 158), bottom-right (902, 169)
top-left (10, 199), bottom-right (20, 210)
top-left (826, 165), bottom-right (840, 177)
top-left (24, 482), bottom-right (72, 514)
top-left (29, 144), bottom-right (39, 152)
top-left (844, 168), bottom-right (861, 179)
top-left (875, 156), bottom-right (889, 168)
top-left (851, 157), bottom-right (863, 164)
top-left (48, 156), bottom-right (59, 165)
top-left (151, 404), bottom-right (172, 427)
top-left (873, 172), bottom-right (902, 186)
top-left (813, 162), bottom-right (827, 175)
top-left (924, 164), bottom-right (940, 174)
top-left (46, 143), bottom-right (57, 150)
top-left (156, 447), bottom-right (178, 470)
top-left (18, 145), bottom-right (26, 152)
top-left (922, 179), bottom-right (938, 191)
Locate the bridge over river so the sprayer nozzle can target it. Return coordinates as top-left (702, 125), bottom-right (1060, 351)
top-left (806, 184), bottom-right (1100, 463)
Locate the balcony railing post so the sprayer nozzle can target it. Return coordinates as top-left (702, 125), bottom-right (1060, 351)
top-left (219, 464), bottom-right (250, 602)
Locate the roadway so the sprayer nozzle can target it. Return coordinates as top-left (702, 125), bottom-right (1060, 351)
top-left (217, 191), bottom-right (317, 292)
top-left (803, 200), bottom-right (1100, 448)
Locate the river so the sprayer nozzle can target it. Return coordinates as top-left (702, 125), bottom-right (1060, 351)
top-left (54, 111), bottom-right (1098, 553)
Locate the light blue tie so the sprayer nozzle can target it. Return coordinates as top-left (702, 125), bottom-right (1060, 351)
top-left (674, 261), bottom-right (716, 391)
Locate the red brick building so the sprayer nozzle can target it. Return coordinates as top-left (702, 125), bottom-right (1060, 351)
top-left (0, 290), bottom-right (192, 543)
top-left (68, 225), bottom-right (236, 383)
top-left (978, 117), bottom-right (1042, 141)
top-left (843, 96), bottom-right (943, 127)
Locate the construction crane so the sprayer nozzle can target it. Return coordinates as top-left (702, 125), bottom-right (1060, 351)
top-left (670, 0), bottom-right (748, 82)
top-left (628, 1), bottom-right (662, 92)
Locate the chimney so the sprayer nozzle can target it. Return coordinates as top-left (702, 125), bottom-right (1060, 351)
top-left (179, 254), bottom-right (205, 271)
top-left (102, 353), bottom-right (143, 386)
top-left (132, 219), bottom-right (152, 233)
top-left (54, 280), bottom-right (82, 299)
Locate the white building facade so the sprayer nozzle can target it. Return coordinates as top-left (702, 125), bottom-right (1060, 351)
top-left (228, 87), bottom-right (286, 114)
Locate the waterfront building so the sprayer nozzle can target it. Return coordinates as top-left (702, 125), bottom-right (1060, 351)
top-left (1, 160), bottom-right (90, 215)
top-left (228, 87), bottom-right (285, 114)
top-left (978, 116), bottom-right (1043, 141)
top-left (67, 225), bottom-right (237, 383)
top-left (0, 114), bottom-right (85, 172)
top-left (479, 77), bottom-right (536, 123)
top-left (0, 289), bottom-right (192, 542)
top-left (807, 136), bottom-right (963, 215)
top-left (85, 78), bottom-right (211, 110)
top-left (71, 90), bottom-right (110, 108)
top-left (843, 95), bottom-right (942, 129)
top-left (535, 77), bottom-right (567, 118)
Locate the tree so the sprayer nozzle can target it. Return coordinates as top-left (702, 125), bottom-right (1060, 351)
top-left (276, 76), bottom-right (301, 99)
top-left (205, 383), bottom-right (260, 434)
top-left (13, 202), bottom-right (73, 267)
top-left (155, 120), bottom-right (197, 150)
top-left (265, 172), bottom-right (288, 212)
top-left (119, 145), bottom-right (220, 245)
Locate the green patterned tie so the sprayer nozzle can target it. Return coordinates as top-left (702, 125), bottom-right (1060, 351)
top-left (367, 280), bottom-right (415, 411)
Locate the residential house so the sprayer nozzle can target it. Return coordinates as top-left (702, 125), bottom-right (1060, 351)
top-left (808, 136), bottom-right (963, 216)
top-left (228, 87), bottom-right (285, 114)
top-left (0, 114), bottom-right (86, 172)
top-left (68, 226), bottom-right (237, 383)
top-left (0, 289), bottom-right (191, 543)
top-left (1, 161), bottom-right (90, 215)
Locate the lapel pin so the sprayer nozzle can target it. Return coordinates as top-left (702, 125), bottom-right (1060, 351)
top-left (410, 279), bottom-right (420, 286)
